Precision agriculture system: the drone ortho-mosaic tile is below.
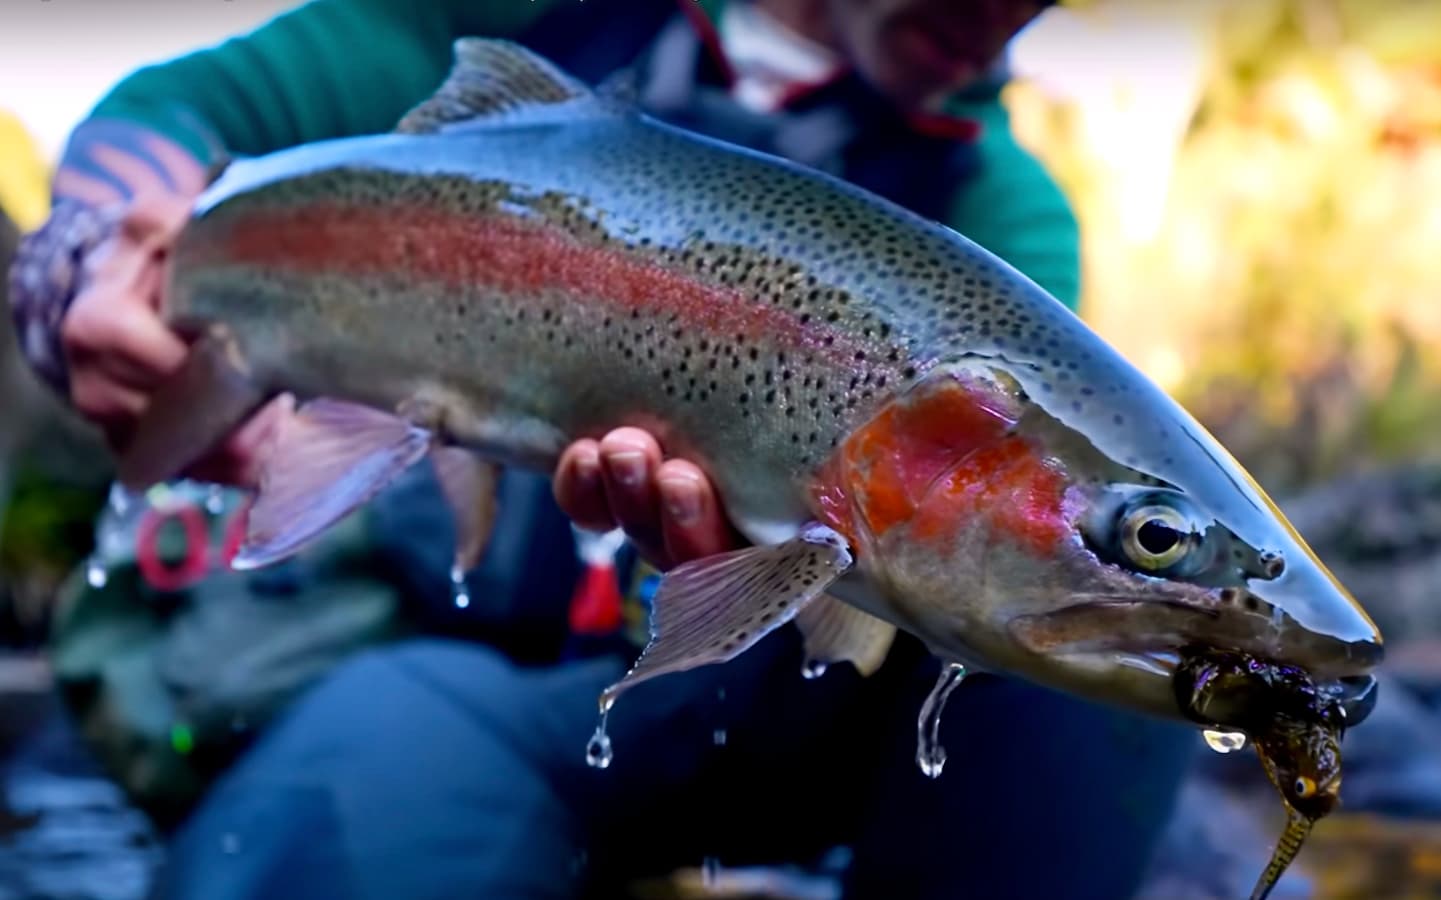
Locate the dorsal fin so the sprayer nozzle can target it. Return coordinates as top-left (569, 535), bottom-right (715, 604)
top-left (396, 38), bottom-right (596, 135)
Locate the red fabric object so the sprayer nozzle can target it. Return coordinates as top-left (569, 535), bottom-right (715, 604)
top-left (904, 111), bottom-right (984, 143)
top-left (679, 0), bottom-right (736, 87)
top-left (136, 503), bottom-right (212, 592)
top-left (569, 563), bottom-right (624, 636)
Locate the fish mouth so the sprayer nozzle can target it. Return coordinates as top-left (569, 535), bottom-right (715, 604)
top-left (1009, 596), bottom-right (1383, 726)
top-left (1108, 652), bottom-right (1378, 726)
top-left (1319, 673), bottom-right (1379, 727)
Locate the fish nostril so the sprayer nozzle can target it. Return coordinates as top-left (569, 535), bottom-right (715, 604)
top-left (1259, 550), bottom-right (1286, 579)
top-left (1219, 586), bottom-right (1264, 612)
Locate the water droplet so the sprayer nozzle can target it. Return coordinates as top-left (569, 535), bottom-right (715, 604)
top-left (712, 728), bottom-right (727, 746)
top-left (106, 483), bottom-right (135, 516)
top-left (801, 658), bottom-right (828, 680)
top-left (449, 564), bottom-right (470, 609)
top-left (85, 559), bottom-right (108, 589)
top-left (916, 662), bottom-right (967, 779)
top-left (220, 832), bottom-right (241, 855)
top-left (1202, 729), bottom-right (1247, 754)
top-left (204, 485), bottom-right (226, 515)
top-left (702, 856), bottom-right (720, 887)
top-left (585, 704), bottom-right (613, 769)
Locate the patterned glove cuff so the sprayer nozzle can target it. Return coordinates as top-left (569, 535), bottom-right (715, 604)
top-left (7, 200), bottom-right (115, 398)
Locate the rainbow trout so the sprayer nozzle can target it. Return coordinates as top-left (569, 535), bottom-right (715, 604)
top-left (125, 40), bottom-right (1381, 776)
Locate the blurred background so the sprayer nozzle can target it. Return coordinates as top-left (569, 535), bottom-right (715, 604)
top-left (2, 0), bottom-right (1440, 898)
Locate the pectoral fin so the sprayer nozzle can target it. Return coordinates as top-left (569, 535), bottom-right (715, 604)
top-left (795, 594), bottom-right (897, 677)
top-left (600, 523), bottom-right (853, 709)
top-left (431, 447), bottom-right (499, 573)
top-left (232, 399), bottom-right (431, 570)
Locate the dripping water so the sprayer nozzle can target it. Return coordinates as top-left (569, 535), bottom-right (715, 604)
top-left (107, 483), bottom-right (134, 516)
top-left (585, 699), bottom-right (614, 769)
top-left (1203, 729), bottom-right (1247, 754)
top-left (449, 564), bottom-right (471, 609)
top-left (83, 482), bottom-right (141, 590)
top-left (916, 662), bottom-right (967, 778)
top-left (801, 659), bottom-right (828, 680)
top-left (85, 560), bottom-right (108, 589)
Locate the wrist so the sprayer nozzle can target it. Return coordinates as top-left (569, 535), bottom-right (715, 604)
top-left (7, 200), bottom-right (113, 397)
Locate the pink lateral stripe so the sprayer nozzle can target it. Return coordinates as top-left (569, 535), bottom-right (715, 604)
top-left (202, 202), bottom-right (864, 363)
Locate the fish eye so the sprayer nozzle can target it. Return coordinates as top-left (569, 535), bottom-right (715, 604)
top-left (1120, 503), bottom-right (1195, 571)
top-left (1293, 776), bottom-right (1317, 798)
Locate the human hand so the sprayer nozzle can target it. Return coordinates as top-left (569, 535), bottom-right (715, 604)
top-left (8, 121), bottom-right (287, 487)
top-left (554, 428), bottom-right (746, 569)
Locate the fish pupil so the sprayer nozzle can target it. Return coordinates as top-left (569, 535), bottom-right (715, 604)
top-left (1138, 519), bottom-right (1181, 555)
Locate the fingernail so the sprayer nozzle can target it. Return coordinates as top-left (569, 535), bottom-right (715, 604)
top-left (574, 453), bottom-right (601, 485)
top-left (606, 450), bottom-right (647, 488)
top-left (661, 476), bottom-right (702, 525)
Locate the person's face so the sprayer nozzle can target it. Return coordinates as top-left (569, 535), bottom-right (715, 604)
top-left (826, 0), bottom-right (1050, 110)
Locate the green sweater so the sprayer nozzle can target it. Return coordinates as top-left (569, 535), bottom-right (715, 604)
top-left (88, 0), bottom-right (1080, 308)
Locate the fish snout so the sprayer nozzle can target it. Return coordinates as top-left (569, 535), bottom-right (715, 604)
top-left (1234, 557), bottom-right (1384, 679)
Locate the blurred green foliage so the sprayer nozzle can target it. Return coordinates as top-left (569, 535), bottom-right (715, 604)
top-left (0, 187), bottom-right (109, 640)
top-left (1015, 0), bottom-right (1441, 493)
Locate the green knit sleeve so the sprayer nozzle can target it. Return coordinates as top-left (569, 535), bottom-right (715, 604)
top-left (943, 96), bottom-right (1082, 312)
top-left (89, 0), bottom-right (559, 165)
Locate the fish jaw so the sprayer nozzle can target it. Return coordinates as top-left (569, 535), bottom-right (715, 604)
top-left (811, 361), bottom-right (1383, 724)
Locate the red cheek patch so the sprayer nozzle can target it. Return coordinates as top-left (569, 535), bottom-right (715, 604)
top-left (912, 436), bottom-right (1071, 556)
top-left (813, 372), bottom-right (1070, 556)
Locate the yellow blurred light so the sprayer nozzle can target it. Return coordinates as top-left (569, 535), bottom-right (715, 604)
top-left (0, 112), bottom-right (50, 230)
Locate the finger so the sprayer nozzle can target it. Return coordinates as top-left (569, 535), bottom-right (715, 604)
top-left (64, 293), bottom-right (188, 388)
top-left (69, 373), bottom-right (146, 444)
top-left (120, 189), bottom-right (194, 249)
top-left (656, 459), bottom-right (739, 564)
top-left (86, 317), bottom-right (183, 391)
top-left (52, 168), bottom-right (124, 209)
top-left (554, 439), bottom-right (616, 533)
top-left (597, 427), bottom-right (668, 566)
top-left (81, 222), bottom-right (154, 287)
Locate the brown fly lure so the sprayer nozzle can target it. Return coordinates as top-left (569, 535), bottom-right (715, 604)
top-left (1174, 648), bottom-right (1377, 900)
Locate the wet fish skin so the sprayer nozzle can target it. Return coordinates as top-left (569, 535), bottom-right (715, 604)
top-left (135, 38), bottom-right (1381, 728)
